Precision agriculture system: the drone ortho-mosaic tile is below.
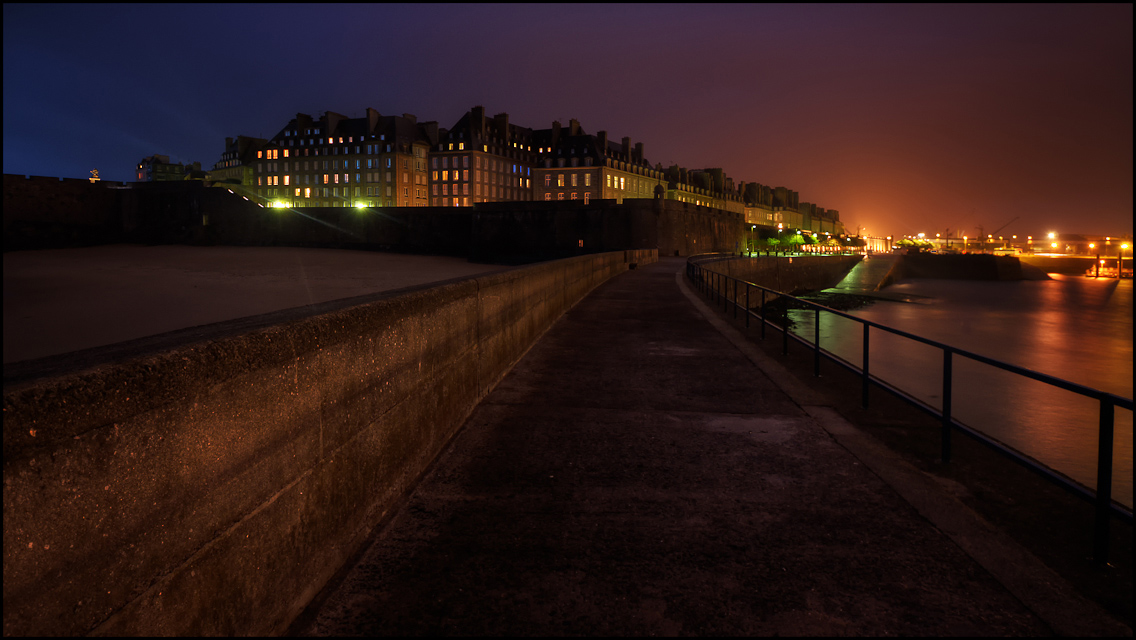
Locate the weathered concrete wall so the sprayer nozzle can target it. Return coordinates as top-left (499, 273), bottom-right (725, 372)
top-left (2, 249), bottom-right (657, 636)
top-left (700, 255), bottom-right (864, 300)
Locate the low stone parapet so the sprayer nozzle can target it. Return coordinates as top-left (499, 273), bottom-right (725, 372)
top-left (2, 249), bottom-right (656, 636)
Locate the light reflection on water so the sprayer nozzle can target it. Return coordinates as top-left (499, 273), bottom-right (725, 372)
top-left (790, 275), bottom-right (1133, 508)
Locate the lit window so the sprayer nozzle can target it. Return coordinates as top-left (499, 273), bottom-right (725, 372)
top-left (448, 143), bottom-right (453, 151)
top-left (305, 188), bottom-right (311, 198)
top-left (585, 174), bottom-right (591, 187)
top-left (620, 177), bottom-right (625, 190)
top-left (606, 175), bottom-right (612, 188)
top-left (294, 188), bottom-right (300, 196)
top-left (442, 170), bottom-right (448, 181)
top-left (257, 151), bottom-right (263, 159)
top-left (557, 174), bottom-right (564, 187)
top-left (284, 175), bottom-right (290, 186)
top-left (571, 174), bottom-right (578, 187)
top-left (283, 150), bottom-right (289, 158)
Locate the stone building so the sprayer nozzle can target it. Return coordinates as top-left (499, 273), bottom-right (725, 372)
top-left (248, 108), bottom-right (436, 208)
top-left (209, 135), bottom-right (267, 188)
top-left (136, 155), bottom-right (186, 182)
top-left (531, 119), bottom-right (666, 205)
top-left (429, 106), bottom-right (535, 207)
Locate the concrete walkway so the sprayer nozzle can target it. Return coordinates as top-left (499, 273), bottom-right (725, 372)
top-left (291, 257), bottom-right (1120, 636)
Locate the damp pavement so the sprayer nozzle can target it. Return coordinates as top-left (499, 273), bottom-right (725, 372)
top-left (291, 257), bottom-right (1129, 637)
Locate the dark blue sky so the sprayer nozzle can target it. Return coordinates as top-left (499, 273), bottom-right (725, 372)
top-left (4, 3), bottom-right (1131, 237)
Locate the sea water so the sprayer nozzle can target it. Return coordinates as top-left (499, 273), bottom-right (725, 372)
top-left (790, 261), bottom-right (1133, 508)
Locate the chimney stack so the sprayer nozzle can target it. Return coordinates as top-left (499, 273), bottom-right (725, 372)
top-left (569, 118), bottom-right (581, 136)
top-left (598, 131), bottom-right (608, 155)
top-left (634, 142), bottom-right (643, 161)
top-left (493, 113), bottom-right (509, 138)
top-left (622, 136), bottom-right (630, 159)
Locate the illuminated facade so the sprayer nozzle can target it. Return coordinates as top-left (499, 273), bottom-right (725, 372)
top-left (663, 166), bottom-right (745, 213)
top-left (209, 136), bottom-right (267, 187)
top-left (249, 109), bottom-right (435, 208)
top-left (532, 119), bottom-right (666, 205)
top-left (430, 106), bottom-right (535, 207)
top-left (221, 106), bottom-right (844, 232)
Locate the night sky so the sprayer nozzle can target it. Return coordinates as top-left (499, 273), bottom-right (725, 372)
top-left (4, 3), bottom-right (1131, 238)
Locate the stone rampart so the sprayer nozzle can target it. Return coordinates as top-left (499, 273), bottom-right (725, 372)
top-left (2, 249), bottom-right (656, 636)
top-left (699, 255), bottom-right (864, 303)
top-left (876, 254), bottom-right (1051, 288)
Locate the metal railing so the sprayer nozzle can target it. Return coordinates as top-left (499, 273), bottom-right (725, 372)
top-left (686, 255), bottom-right (1133, 564)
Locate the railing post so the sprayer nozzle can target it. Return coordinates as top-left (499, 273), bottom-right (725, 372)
top-left (782, 299), bottom-right (789, 356)
top-left (862, 324), bottom-right (870, 408)
top-left (1094, 399), bottom-right (1115, 564)
top-left (745, 284), bottom-right (750, 328)
top-left (941, 349), bottom-right (953, 463)
top-left (814, 307), bottom-right (821, 377)
top-left (760, 290), bottom-right (766, 340)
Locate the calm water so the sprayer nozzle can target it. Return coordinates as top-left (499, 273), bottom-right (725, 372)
top-left (790, 261), bottom-right (1133, 508)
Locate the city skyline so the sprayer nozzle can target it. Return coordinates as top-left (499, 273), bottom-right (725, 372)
top-left (3, 3), bottom-right (1132, 237)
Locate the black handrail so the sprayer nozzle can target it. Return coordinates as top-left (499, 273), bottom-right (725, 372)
top-left (685, 255), bottom-right (1133, 564)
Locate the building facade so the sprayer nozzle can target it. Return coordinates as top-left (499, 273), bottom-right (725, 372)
top-left (429, 106), bottom-right (535, 207)
top-left (532, 119), bottom-right (666, 206)
top-left (136, 155), bottom-right (186, 182)
top-left (248, 108), bottom-right (435, 208)
top-left (220, 105), bottom-right (848, 233)
top-left (209, 135), bottom-right (267, 188)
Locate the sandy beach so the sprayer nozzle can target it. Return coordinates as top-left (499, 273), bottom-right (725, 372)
top-left (3, 245), bottom-right (508, 364)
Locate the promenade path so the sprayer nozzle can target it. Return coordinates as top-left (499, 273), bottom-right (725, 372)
top-left (292, 257), bottom-right (1123, 636)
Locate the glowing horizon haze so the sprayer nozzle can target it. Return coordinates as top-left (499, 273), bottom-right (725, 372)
top-left (3, 4), bottom-right (1131, 238)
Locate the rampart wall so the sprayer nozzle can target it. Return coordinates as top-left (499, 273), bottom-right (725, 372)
top-left (700, 255), bottom-right (864, 300)
top-left (3, 175), bottom-right (127, 249)
top-left (4, 176), bottom-right (746, 261)
top-left (2, 249), bottom-right (656, 636)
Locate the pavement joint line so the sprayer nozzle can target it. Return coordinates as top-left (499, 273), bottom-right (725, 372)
top-left (673, 265), bottom-right (1131, 637)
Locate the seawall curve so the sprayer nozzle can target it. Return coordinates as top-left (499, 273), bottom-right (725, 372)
top-left (696, 254), bottom-right (864, 304)
top-left (2, 249), bottom-right (656, 636)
